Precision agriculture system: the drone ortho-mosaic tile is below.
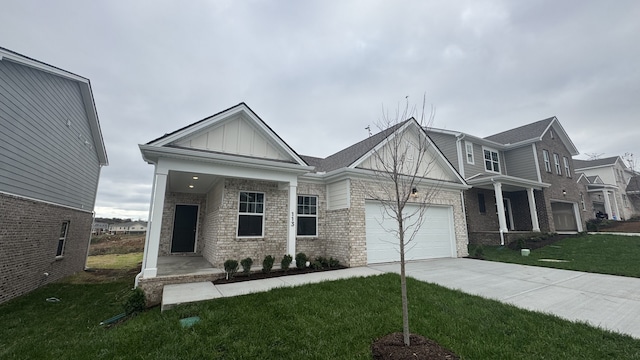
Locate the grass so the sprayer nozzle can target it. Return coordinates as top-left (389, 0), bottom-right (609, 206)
top-left (1, 272), bottom-right (639, 359)
top-left (470, 233), bottom-right (640, 278)
top-left (86, 252), bottom-right (143, 270)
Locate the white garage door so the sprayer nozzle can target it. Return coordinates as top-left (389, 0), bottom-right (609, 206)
top-left (365, 201), bottom-right (455, 264)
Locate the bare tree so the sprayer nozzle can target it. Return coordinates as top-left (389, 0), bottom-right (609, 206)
top-left (362, 97), bottom-right (442, 346)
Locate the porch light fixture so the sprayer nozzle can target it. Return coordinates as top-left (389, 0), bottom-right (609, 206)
top-left (188, 185), bottom-right (194, 189)
top-left (562, 189), bottom-right (567, 196)
top-left (411, 187), bottom-right (418, 197)
top-left (192, 176), bottom-right (199, 180)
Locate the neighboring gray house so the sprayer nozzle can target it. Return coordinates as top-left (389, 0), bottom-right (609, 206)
top-left (0, 47), bottom-right (108, 304)
top-left (109, 221), bottom-right (148, 234)
top-left (428, 117), bottom-right (593, 244)
top-left (136, 103), bottom-right (469, 303)
top-left (574, 156), bottom-right (640, 220)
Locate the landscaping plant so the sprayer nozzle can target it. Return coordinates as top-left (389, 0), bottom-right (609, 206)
top-left (281, 254), bottom-right (292, 271)
top-left (123, 287), bottom-right (146, 315)
top-left (240, 257), bottom-right (253, 275)
top-left (224, 259), bottom-right (239, 279)
top-left (262, 255), bottom-right (275, 273)
top-left (295, 252), bottom-right (307, 269)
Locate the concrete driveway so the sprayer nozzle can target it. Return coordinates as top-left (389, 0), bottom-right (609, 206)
top-left (369, 258), bottom-right (640, 339)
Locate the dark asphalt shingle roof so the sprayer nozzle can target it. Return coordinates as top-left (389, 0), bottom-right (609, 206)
top-left (484, 117), bottom-right (555, 145)
top-left (627, 175), bottom-right (640, 192)
top-left (303, 120), bottom-right (409, 172)
top-left (573, 156), bottom-right (619, 169)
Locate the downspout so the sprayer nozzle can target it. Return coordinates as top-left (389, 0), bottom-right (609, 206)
top-left (455, 134), bottom-right (466, 179)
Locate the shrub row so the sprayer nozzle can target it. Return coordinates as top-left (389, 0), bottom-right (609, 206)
top-left (223, 253), bottom-right (340, 278)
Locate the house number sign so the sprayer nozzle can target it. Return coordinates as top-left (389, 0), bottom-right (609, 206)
top-left (291, 212), bottom-right (295, 227)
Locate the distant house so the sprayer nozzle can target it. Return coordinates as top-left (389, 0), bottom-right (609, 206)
top-left (428, 117), bottom-right (593, 244)
top-left (109, 221), bottom-right (148, 234)
top-left (0, 47), bottom-right (108, 304)
top-left (92, 222), bottom-right (109, 235)
top-left (574, 156), bottom-right (640, 220)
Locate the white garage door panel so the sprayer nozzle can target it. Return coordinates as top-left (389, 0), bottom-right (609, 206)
top-left (366, 202), bottom-right (455, 264)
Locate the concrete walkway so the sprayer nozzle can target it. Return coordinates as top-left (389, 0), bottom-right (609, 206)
top-left (162, 258), bottom-right (640, 339)
top-left (370, 258), bottom-right (640, 339)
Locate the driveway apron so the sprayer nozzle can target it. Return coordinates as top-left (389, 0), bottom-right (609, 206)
top-left (369, 258), bottom-right (640, 339)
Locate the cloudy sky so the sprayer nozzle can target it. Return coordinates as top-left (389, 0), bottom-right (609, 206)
top-left (2, 0), bottom-right (639, 220)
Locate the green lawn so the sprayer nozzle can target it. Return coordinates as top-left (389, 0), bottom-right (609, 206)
top-left (1, 272), bottom-right (639, 359)
top-left (469, 233), bottom-right (640, 278)
top-left (86, 252), bottom-right (143, 269)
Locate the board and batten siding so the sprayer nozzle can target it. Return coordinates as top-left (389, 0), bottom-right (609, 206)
top-left (503, 146), bottom-right (538, 181)
top-left (0, 59), bottom-right (101, 211)
top-left (327, 179), bottom-right (350, 210)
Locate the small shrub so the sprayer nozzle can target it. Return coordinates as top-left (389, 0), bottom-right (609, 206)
top-left (517, 238), bottom-right (527, 249)
top-left (310, 260), bottom-right (323, 270)
top-left (262, 255), bottom-right (275, 274)
top-left (123, 288), bottom-right (146, 315)
top-left (314, 256), bottom-right (329, 269)
top-left (281, 254), bottom-right (293, 271)
top-left (328, 257), bottom-right (340, 268)
top-left (224, 259), bottom-right (239, 279)
top-left (240, 257), bottom-right (253, 275)
top-left (295, 252), bottom-right (307, 269)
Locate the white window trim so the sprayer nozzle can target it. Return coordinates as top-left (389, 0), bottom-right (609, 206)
top-left (56, 221), bottom-right (69, 258)
top-left (237, 191), bottom-right (265, 238)
top-left (465, 141), bottom-right (474, 165)
top-left (553, 153), bottom-right (562, 175)
top-left (563, 156), bottom-right (571, 177)
top-left (543, 150), bottom-right (551, 172)
top-left (482, 147), bottom-right (500, 174)
top-left (297, 195), bottom-right (318, 237)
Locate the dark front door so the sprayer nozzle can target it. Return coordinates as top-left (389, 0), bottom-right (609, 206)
top-left (171, 205), bottom-right (198, 253)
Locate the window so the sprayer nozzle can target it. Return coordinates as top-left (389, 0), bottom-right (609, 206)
top-left (563, 156), bottom-right (571, 177)
top-left (297, 195), bottom-right (318, 236)
top-left (483, 148), bottom-right (500, 173)
top-left (580, 193), bottom-right (586, 211)
top-left (543, 150), bottom-right (551, 172)
top-left (237, 192), bottom-right (264, 237)
top-left (56, 221), bottom-right (69, 257)
top-left (553, 153), bottom-right (562, 175)
top-left (478, 193), bottom-right (486, 213)
top-left (465, 141), bottom-right (474, 164)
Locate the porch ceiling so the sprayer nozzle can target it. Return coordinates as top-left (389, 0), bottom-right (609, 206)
top-left (167, 170), bottom-right (219, 194)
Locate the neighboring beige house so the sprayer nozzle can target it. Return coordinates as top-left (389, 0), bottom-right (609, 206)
top-left (574, 156), bottom-right (640, 220)
top-left (109, 221), bottom-right (148, 234)
top-left (135, 103), bottom-right (469, 300)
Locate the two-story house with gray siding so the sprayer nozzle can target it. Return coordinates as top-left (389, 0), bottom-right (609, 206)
top-left (0, 47), bottom-right (108, 304)
top-left (428, 117), bottom-right (592, 245)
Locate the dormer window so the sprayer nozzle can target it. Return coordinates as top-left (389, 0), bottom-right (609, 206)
top-left (483, 148), bottom-right (500, 173)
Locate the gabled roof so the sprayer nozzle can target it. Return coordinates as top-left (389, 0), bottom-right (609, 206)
top-left (627, 175), bottom-right (640, 193)
top-left (574, 156), bottom-right (622, 170)
top-left (0, 47), bottom-right (108, 166)
top-left (304, 121), bottom-right (408, 172)
top-left (484, 116), bottom-right (579, 155)
top-left (143, 102), bottom-right (308, 167)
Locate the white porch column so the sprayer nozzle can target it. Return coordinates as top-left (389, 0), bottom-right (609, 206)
top-left (141, 169), bottom-right (168, 278)
top-left (526, 188), bottom-right (541, 232)
top-left (493, 181), bottom-right (508, 233)
top-left (603, 190), bottom-right (613, 219)
top-left (611, 190), bottom-right (621, 220)
top-left (287, 183), bottom-right (297, 258)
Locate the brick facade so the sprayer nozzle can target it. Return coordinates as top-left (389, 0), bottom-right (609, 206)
top-left (0, 193), bottom-right (92, 304)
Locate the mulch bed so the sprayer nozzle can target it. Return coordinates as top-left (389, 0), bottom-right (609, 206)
top-left (506, 233), bottom-right (571, 251)
top-left (212, 265), bottom-right (347, 284)
top-left (371, 332), bottom-right (460, 360)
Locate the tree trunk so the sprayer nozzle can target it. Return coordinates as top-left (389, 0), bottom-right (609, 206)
top-left (399, 223), bottom-right (410, 346)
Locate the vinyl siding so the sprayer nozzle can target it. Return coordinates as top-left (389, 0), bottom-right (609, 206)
top-left (465, 143), bottom-right (489, 177)
top-left (427, 132), bottom-right (459, 171)
top-left (0, 59), bottom-right (101, 210)
top-left (327, 179), bottom-right (349, 210)
top-left (503, 146), bottom-right (537, 181)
